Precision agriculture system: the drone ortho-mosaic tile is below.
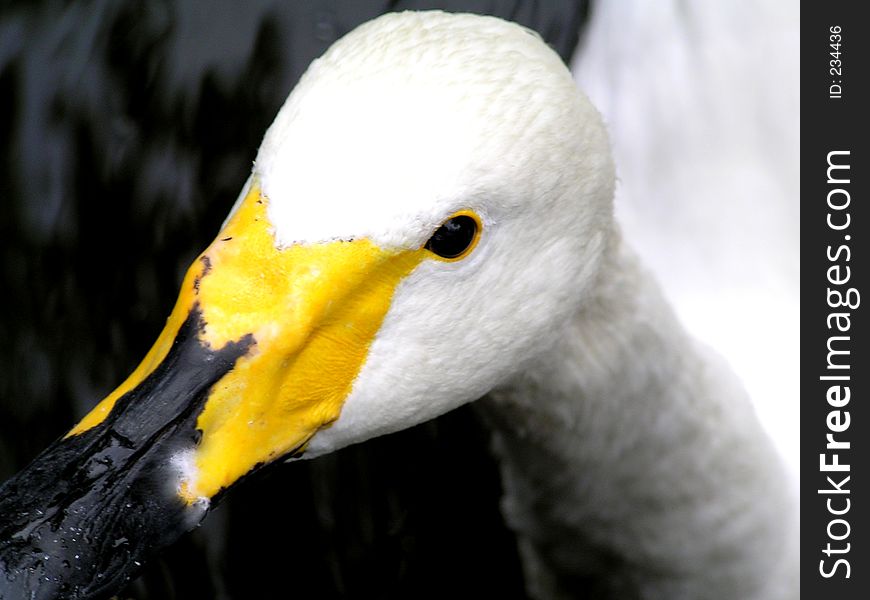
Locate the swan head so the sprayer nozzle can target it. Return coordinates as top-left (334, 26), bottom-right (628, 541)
top-left (0, 11), bottom-right (613, 598)
top-left (257, 10), bottom-right (615, 457)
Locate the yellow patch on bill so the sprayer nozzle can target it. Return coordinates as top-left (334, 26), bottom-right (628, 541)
top-left (184, 185), bottom-right (423, 500)
top-left (68, 181), bottom-right (424, 502)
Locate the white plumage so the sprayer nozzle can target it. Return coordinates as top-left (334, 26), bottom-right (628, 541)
top-left (239, 11), bottom-right (797, 600)
top-left (572, 0), bottom-right (800, 473)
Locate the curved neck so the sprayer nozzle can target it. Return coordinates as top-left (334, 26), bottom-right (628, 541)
top-left (479, 236), bottom-right (796, 600)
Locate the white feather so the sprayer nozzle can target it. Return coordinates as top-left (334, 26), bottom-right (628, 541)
top-left (245, 11), bottom-right (796, 599)
top-left (572, 0), bottom-right (800, 475)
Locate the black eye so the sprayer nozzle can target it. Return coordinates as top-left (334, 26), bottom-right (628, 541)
top-left (424, 213), bottom-right (481, 260)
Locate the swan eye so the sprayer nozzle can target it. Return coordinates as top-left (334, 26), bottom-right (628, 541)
top-left (424, 211), bottom-right (481, 260)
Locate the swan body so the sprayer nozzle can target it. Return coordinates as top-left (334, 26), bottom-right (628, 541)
top-left (572, 0), bottom-right (800, 471)
top-left (0, 11), bottom-right (796, 600)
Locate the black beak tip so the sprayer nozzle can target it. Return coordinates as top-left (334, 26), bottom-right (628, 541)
top-left (0, 432), bottom-right (208, 600)
top-left (0, 308), bottom-right (252, 600)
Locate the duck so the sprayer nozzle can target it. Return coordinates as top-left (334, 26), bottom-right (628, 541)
top-left (0, 11), bottom-right (797, 600)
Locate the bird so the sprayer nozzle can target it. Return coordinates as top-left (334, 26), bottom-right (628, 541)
top-left (0, 10), bottom-right (797, 600)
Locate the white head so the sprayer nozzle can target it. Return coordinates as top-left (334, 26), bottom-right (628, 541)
top-left (1, 12), bottom-right (617, 596)
top-left (71, 10), bottom-right (615, 499)
top-left (258, 11), bottom-right (616, 453)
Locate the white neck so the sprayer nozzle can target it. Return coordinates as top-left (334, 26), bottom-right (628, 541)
top-left (479, 234), bottom-right (797, 600)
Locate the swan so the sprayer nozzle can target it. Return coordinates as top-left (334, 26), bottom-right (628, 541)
top-left (0, 11), bottom-right (797, 600)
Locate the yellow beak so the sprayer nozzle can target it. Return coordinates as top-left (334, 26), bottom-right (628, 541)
top-left (69, 181), bottom-right (424, 501)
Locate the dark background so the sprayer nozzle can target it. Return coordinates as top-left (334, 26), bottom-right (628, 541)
top-left (0, 2), bottom-right (589, 598)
